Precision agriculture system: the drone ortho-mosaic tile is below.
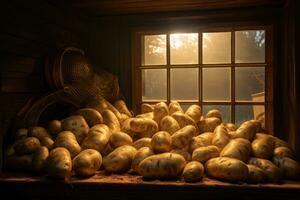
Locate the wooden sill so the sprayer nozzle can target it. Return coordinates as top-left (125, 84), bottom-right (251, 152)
top-left (1, 171), bottom-right (300, 200)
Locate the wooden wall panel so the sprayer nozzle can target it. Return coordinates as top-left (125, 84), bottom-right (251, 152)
top-left (0, 1), bottom-right (88, 170)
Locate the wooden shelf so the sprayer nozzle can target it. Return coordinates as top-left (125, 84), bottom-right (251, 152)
top-left (1, 171), bottom-right (300, 200)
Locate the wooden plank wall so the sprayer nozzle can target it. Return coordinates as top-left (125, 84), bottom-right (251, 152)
top-left (0, 0), bottom-right (88, 169)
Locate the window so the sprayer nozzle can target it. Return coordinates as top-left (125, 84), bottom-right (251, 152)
top-left (132, 27), bottom-right (273, 131)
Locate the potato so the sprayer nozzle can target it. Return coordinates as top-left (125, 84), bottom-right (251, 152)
top-left (141, 103), bottom-right (154, 114)
top-left (86, 97), bottom-right (123, 121)
top-left (185, 105), bottom-right (201, 122)
top-left (248, 157), bottom-right (281, 182)
top-left (81, 125), bottom-right (111, 152)
top-left (102, 109), bottom-right (120, 133)
top-left (48, 120), bottom-right (62, 137)
top-left (151, 131), bottom-right (172, 153)
top-left (138, 153), bottom-right (186, 179)
top-left (120, 118), bottom-right (136, 138)
top-left (183, 161), bottom-right (204, 182)
top-left (5, 154), bottom-right (33, 171)
top-left (54, 131), bottom-right (81, 158)
top-left (225, 123), bottom-right (237, 131)
top-left (171, 149), bottom-right (191, 162)
top-left (28, 126), bottom-right (52, 140)
top-left (274, 137), bottom-right (290, 148)
top-left (14, 137), bottom-right (41, 155)
top-left (153, 102), bottom-right (169, 126)
top-left (160, 116), bottom-right (180, 135)
top-left (192, 145), bottom-right (219, 163)
top-left (251, 134), bottom-right (274, 159)
top-left (169, 101), bottom-right (184, 115)
top-left (61, 115), bottom-right (89, 144)
top-left (14, 128), bottom-right (28, 141)
top-left (171, 125), bottom-right (196, 149)
top-left (206, 109), bottom-right (222, 121)
top-left (212, 124), bottom-right (230, 150)
top-left (114, 99), bottom-right (132, 117)
top-left (246, 164), bottom-right (267, 183)
top-left (75, 108), bottom-right (103, 127)
top-left (131, 147), bottom-right (154, 173)
top-left (73, 149), bottom-right (102, 177)
top-left (189, 132), bottom-right (214, 153)
top-left (90, 124), bottom-right (110, 134)
top-left (133, 138), bottom-right (152, 150)
top-left (205, 157), bottom-right (248, 182)
top-left (109, 131), bottom-right (133, 149)
top-left (136, 112), bottom-right (154, 119)
top-left (273, 157), bottom-right (300, 180)
top-left (171, 112), bottom-right (197, 132)
top-left (231, 120), bottom-right (261, 141)
top-left (220, 138), bottom-right (251, 162)
top-left (130, 118), bottom-right (158, 138)
top-left (103, 145), bottom-right (137, 173)
top-left (40, 137), bottom-right (54, 150)
top-left (47, 147), bottom-right (72, 179)
top-left (32, 146), bottom-right (49, 173)
top-left (197, 117), bottom-right (221, 133)
top-left (273, 146), bottom-right (293, 158)
top-left (119, 113), bottom-right (130, 123)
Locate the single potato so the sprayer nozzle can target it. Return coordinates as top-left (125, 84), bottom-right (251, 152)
top-left (206, 109), bottom-right (222, 121)
top-left (183, 161), bottom-right (204, 182)
top-left (231, 120), bottom-right (261, 141)
top-left (102, 109), bottom-right (121, 133)
top-left (75, 108), bottom-right (103, 127)
top-left (151, 131), bottom-right (172, 153)
top-left (109, 131), bottom-right (133, 149)
top-left (171, 125), bottom-right (196, 149)
top-left (197, 117), bottom-right (221, 134)
top-left (171, 149), bottom-right (191, 162)
top-left (130, 118), bottom-right (158, 138)
top-left (205, 157), bottom-right (249, 182)
top-left (73, 149), bottom-right (102, 177)
top-left (251, 134), bottom-right (275, 159)
top-left (14, 137), bottom-right (41, 155)
top-left (28, 126), bottom-right (52, 140)
top-left (103, 145), bottom-right (137, 173)
top-left (114, 99), bottom-right (132, 117)
top-left (133, 138), bottom-right (152, 150)
top-left (141, 103), bottom-right (154, 114)
top-left (273, 146), bottom-right (293, 158)
top-left (40, 137), bottom-right (54, 150)
top-left (47, 147), bottom-right (72, 179)
top-left (246, 164), bottom-right (267, 183)
top-left (32, 146), bottom-right (49, 173)
top-left (160, 116), bottom-right (180, 135)
top-left (189, 132), bottom-right (214, 153)
top-left (212, 124), bottom-right (230, 150)
top-left (153, 102), bottom-right (169, 126)
top-left (220, 138), bottom-right (251, 162)
top-left (192, 145), bottom-right (219, 163)
top-left (169, 101), bottom-right (184, 115)
top-left (138, 153), bottom-right (186, 179)
top-left (48, 120), bottom-right (62, 137)
top-left (185, 105), bottom-right (202, 122)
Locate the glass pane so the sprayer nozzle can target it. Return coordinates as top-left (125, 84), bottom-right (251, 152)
top-left (203, 68), bottom-right (231, 101)
top-left (170, 33), bottom-right (198, 64)
top-left (142, 69), bottom-right (167, 101)
top-left (235, 105), bottom-right (265, 126)
top-left (202, 32), bottom-right (231, 64)
top-left (235, 30), bottom-right (265, 63)
top-left (235, 67), bottom-right (265, 102)
top-left (143, 34), bottom-right (167, 65)
top-left (203, 105), bottom-right (231, 123)
top-left (170, 68), bottom-right (199, 101)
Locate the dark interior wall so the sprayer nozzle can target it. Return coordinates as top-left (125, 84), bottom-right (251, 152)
top-left (0, 0), bottom-right (88, 167)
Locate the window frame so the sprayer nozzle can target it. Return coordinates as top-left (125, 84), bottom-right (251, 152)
top-left (132, 25), bottom-right (273, 133)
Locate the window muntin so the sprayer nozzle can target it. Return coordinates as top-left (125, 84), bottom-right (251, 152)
top-left (134, 27), bottom-right (270, 128)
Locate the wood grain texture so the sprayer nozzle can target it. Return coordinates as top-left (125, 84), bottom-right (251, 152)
top-left (47, 0), bottom-right (286, 16)
top-left (0, 172), bottom-right (300, 200)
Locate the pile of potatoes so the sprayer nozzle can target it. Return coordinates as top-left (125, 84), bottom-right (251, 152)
top-left (4, 100), bottom-right (300, 183)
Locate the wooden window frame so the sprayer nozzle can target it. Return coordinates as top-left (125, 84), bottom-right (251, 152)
top-left (132, 25), bottom-right (273, 133)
